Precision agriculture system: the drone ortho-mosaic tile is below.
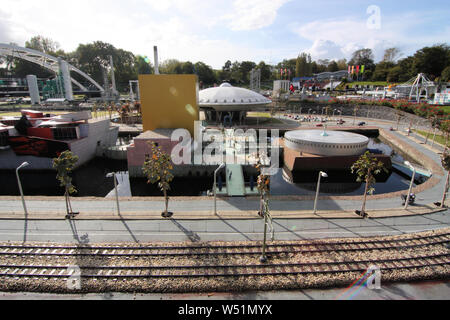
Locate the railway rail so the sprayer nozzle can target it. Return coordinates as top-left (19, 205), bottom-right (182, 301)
top-left (0, 232), bottom-right (448, 257)
top-left (0, 230), bottom-right (448, 292)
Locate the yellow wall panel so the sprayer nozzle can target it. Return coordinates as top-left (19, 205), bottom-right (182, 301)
top-left (138, 74), bottom-right (199, 136)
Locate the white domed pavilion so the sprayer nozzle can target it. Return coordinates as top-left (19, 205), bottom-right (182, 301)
top-left (199, 83), bottom-right (271, 123)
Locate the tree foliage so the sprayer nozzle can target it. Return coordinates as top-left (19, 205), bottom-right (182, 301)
top-left (351, 151), bottom-right (387, 195)
top-left (142, 142), bottom-right (174, 217)
top-left (296, 53), bottom-right (312, 77)
top-left (412, 44), bottom-right (450, 79)
top-left (351, 151), bottom-right (387, 216)
top-left (349, 48), bottom-right (375, 71)
top-left (142, 142), bottom-right (174, 193)
top-left (52, 150), bottom-right (79, 194)
top-left (383, 47), bottom-right (402, 63)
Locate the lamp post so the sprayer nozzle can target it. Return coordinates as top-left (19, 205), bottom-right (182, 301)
top-left (16, 162), bottom-right (29, 216)
top-left (214, 163), bottom-right (226, 215)
top-left (313, 171), bottom-right (328, 214)
top-left (404, 161), bottom-right (416, 210)
top-left (106, 172), bottom-right (120, 216)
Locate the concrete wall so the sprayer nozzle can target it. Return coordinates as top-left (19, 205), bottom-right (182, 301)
top-left (70, 119), bottom-right (118, 168)
top-left (127, 134), bottom-right (179, 172)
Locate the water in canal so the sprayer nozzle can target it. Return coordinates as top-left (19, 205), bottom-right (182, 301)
top-left (0, 138), bottom-right (426, 197)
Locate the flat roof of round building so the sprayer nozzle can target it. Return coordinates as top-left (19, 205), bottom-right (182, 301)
top-left (285, 130), bottom-right (369, 145)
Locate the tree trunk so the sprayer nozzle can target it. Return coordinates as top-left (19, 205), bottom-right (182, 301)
top-left (425, 129), bottom-right (430, 144)
top-left (440, 171), bottom-right (450, 208)
top-left (163, 188), bottom-right (168, 215)
top-left (64, 188), bottom-right (70, 215)
top-left (361, 171), bottom-right (370, 215)
top-left (446, 132), bottom-right (449, 153)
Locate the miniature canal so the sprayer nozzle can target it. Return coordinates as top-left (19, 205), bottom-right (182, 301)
top-left (0, 132), bottom-right (427, 198)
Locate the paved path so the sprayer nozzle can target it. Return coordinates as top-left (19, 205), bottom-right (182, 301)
top-left (1, 210), bottom-right (449, 243)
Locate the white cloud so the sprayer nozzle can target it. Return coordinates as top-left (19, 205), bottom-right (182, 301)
top-left (291, 11), bottom-right (450, 62)
top-left (291, 18), bottom-right (398, 61)
top-left (224, 0), bottom-right (290, 31)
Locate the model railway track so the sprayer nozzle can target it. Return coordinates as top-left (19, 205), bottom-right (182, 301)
top-left (0, 252), bottom-right (448, 279)
top-left (0, 232), bottom-right (448, 257)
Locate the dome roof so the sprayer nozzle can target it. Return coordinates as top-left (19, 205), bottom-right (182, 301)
top-left (199, 83), bottom-right (271, 106)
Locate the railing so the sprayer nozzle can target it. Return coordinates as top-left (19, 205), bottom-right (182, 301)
top-left (51, 127), bottom-right (79, 140)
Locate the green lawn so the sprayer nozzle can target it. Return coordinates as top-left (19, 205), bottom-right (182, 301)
top-left (347, 81), bottom-right (396, 88)
top-left (440, 105), bottom-right (450, 114)
top-left (414, 129), bottom-right (447, 146)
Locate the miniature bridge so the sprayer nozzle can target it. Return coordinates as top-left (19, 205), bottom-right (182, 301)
top-left (0, 43), bottom-right (104, 94)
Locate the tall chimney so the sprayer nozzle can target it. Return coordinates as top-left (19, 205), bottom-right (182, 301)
top-left (154, 46), bottom-right (159, 75)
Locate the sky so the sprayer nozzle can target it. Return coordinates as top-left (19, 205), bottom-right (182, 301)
top-left (0, 0), bottom-right (449, 69)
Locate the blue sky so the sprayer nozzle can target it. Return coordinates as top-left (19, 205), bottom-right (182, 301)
top-left (0, 0), bottom-right (449, 69)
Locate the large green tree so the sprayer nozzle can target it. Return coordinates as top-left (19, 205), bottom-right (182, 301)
top-left (134, 55), bottom-right (153, 75)
top-left (72, 41), bottom-right (135, 92)
top-left (412, 44), bottom-right (450, 79)
top-left (239, 61), bottom-right (257, 84)
top-left (372, 61), bottom-right (395, 81)
top-left (442, 66), bottom-right (450, 82)
top-left (295, 53), bottom-right (312, 77)
top-left (194, 61), bottom-right (217, 85)
top-left (349, 48), bottom-right (375, 73)
top-left (382, 47), bottom-right (402, 63)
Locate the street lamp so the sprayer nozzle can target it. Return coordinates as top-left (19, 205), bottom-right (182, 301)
top-left (106, 172), bottom-right (120, 215)
top-left (313, 171), bottom-right (328, 214)
top-left (16, 162), bottom-right (29, 216)
top-left (214, 163), bottom-right (226, 215)
top-left (404, 162), bottom-right (416, 210)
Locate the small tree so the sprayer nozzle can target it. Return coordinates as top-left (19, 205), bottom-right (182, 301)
top-left (142, 142), bottom-right (174, 218)
top-left (440, 151), bottom-right (450, 208)
top-left (439, 120), bottom-right (450, 152)
top-left (395, 110), bottom-right (403, 131)
top-left (53, 150), bottom-right (79, 217)
top-left (351, 151), bottom-right (388, 217)
top-left (255, 158), bottom-right (271, 262)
